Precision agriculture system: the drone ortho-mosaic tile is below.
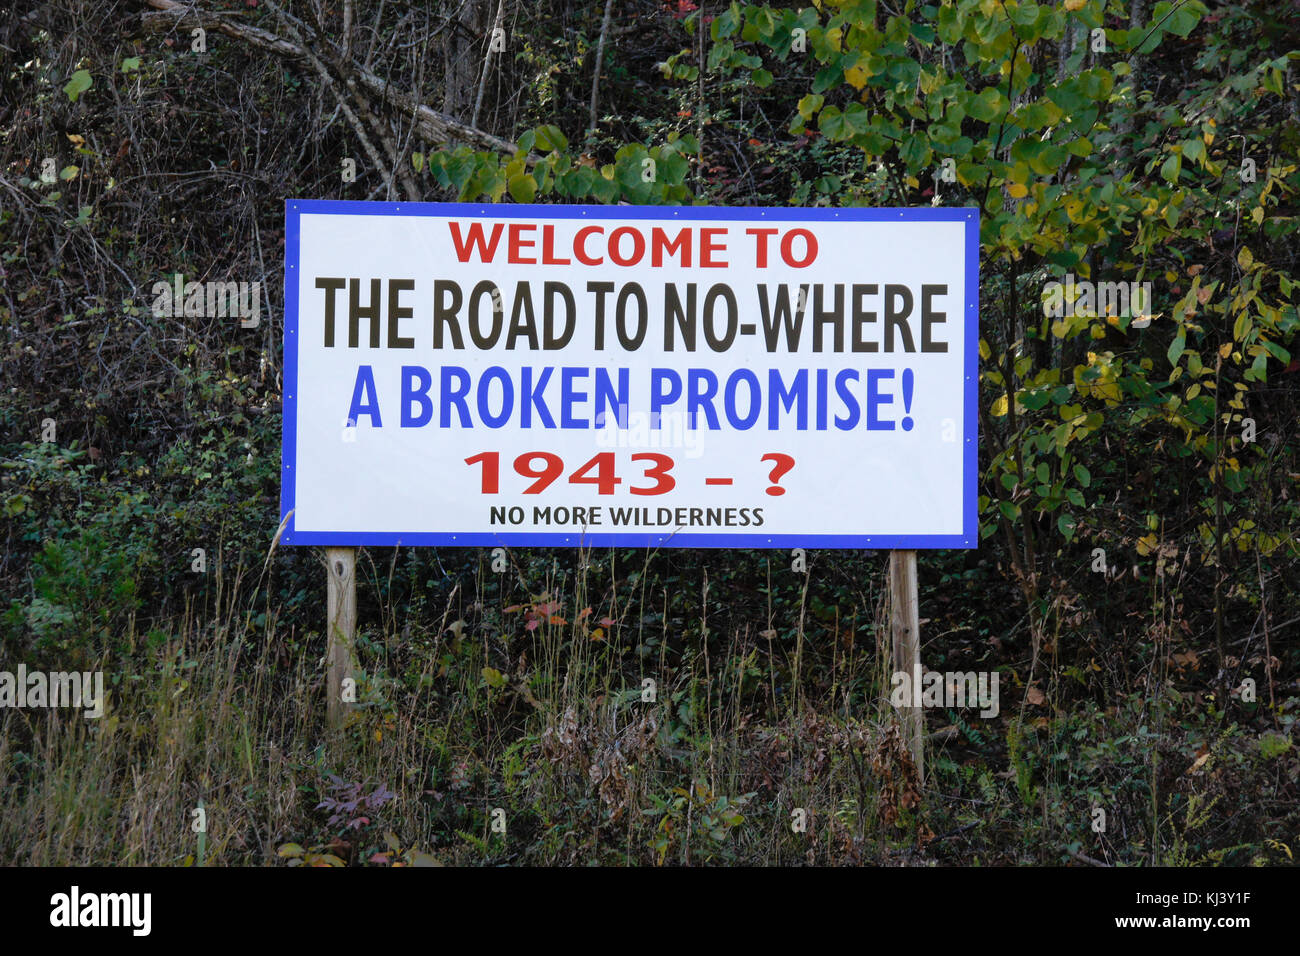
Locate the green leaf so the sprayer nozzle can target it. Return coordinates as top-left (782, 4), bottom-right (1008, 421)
top-left (1153, 0), bottom-right (1204, 38)
top-left (486, 170), bottom-right (508, 202)
top-left (533, 125), bottom-right (568, 152)
top-left (559, 165), bottom-right (595, 198)
top-left (589, 174), bottom-right (619, 203)
top-left (63, 69), bottom-right (93, 102)
top-left (120, 57), bottom-right (141, 73)
top-left (508, 171), bottom-right (537, 203)
top-left (752, 68), bottom-right (774, 88)
top-left (1232, 310), bottom-right (1252, 342)
top-left (1073, 464), bottom-right (1091, 488)
top-left (1159, 153), bottom-right (1181, 183)
top-left (818, 106), bottom-right (844, 140)
top-left (657, 151), bottom-right (688, 185)
top-left (711, 7), bottom-right (740, 40)
top-left (1077, 68), bottom-right (1115, 101)
top-left (1066, 137), bottom-right (1093, 158)
top-left (1167, 327), bottom-right (1186, 366)
top-left (1010, 3), bottom-right (1039, 27)
top-left (968, 86), bottom-right (1008, 123)
top-left (1260, 340), bottom-right (1290, 364)
top-left (1049, 83), bottom-right (1085, 115)
top-left (1057, 513), bottom-right (1077, 541)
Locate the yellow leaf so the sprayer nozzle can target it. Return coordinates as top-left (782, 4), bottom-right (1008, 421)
top-left (1219, 342), bottom-right (1232, 359)
top-left (990, 394), bottom-right (1009, 417)
top-left (1136, 533), bottom-right (1159, 557)
top-left (1237, 246), bottom-right (1254, 270)
top-left (1007, 182), bottom-right (1028, 199)
top-left (1064, 0), bottom-right (1086, 10)
top-left (845, 65), bottom-right (869, 90)
top-left (66, 133), bottom-right (85, 147)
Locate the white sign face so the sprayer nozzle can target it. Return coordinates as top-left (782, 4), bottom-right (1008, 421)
top-left (281, 201), bottom-right (979, 548)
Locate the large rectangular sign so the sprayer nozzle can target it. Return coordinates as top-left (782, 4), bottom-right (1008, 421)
top-left (281, 201), bottom-right (978, 548)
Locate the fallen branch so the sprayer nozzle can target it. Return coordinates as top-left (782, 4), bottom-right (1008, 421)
top-left (273, 0), bottom-right (420, 201)
top-left (141, 0), bottom-right (521, 156)
top-left (1067, 847), bottom-right (1111, 867)
top-left (926, 724), bottom-right (959, 744)
top-left (261, 0), bottom-right (410, 200)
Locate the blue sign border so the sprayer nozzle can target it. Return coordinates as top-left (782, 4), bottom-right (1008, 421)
top-left (281, 200), bottom-right (979, 549)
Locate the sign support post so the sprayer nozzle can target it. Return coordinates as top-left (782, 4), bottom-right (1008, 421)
top-left (889, 549), bottom-right (924, 785)
top-left (325, 546), bottom-right (356, 728)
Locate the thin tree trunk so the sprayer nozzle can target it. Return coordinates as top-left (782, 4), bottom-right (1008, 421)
top-left (471, 0), bottom-right (508, 131)
top-left (589, 0), bottom-right (615, 134)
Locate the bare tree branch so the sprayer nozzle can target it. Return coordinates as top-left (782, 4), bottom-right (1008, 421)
top-left (141, 0), bottom-right (521, 155)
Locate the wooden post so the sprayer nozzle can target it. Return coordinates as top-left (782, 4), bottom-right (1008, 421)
top-left (326, 547), bottom-right (356, 729)
top-left (889, 549), bottom-right (924, 786)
